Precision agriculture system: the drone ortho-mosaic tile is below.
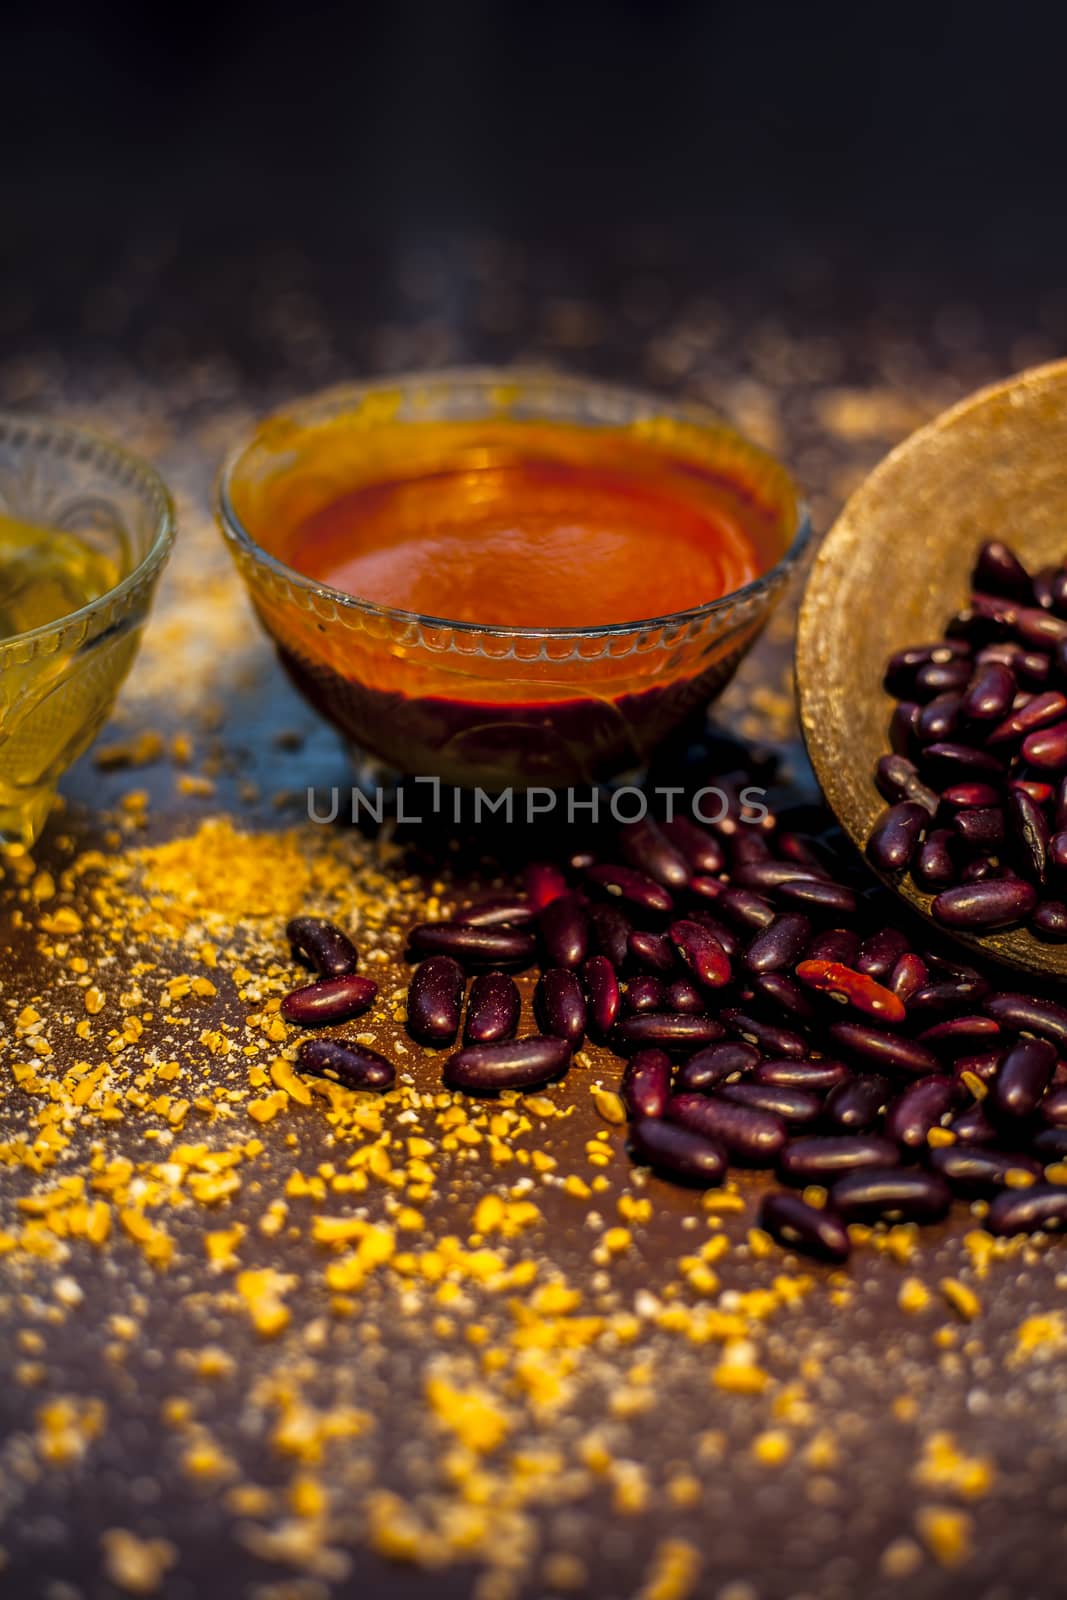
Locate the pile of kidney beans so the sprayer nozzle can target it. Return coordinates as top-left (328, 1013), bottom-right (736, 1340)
top-left (279, 767), bottom-right (1067, 1266)
top-left (871, 538), bottom-right (1067, 938)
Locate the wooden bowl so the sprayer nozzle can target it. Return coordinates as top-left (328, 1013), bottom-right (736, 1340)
top-left (796, 357), bottom-right (1067, 976)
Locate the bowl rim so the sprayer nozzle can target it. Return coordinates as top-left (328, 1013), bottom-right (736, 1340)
top-left (0, 411), bottom-right (176, 666)
top-left (216, 366), bottom-right (812, 640)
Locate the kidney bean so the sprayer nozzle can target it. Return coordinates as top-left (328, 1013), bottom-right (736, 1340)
top-left (1013, 778), bottom-right (1055, 804)
top-left (953, 1050), bottom-right (1001, 1087)
top-left (585, 863), bottom-right (674, 915)
top-left (756, 1058), bottom-right (850, 1092)
top-left (988, 689), bottom-right (1067, 746)
top-left (676, 1041), bottom-right (759, 1094)
top-left (669, 919), bottom-right (732, 988)
top-left (778, 1135), bottom-right (901, 1184)
top-left (612, 1012), bottom-right (724, 1053)
top-left (912, 829), bottom-right (958, 889)
top-left (730, 829), bottom-right (774, 867)
top-left (751, 973), bottom-right (816, 1024)
top-left (618, 817), bottom-right (691, 889)
top-left (962, 661), bottom-right (1016, 724)
top-left (931, 878), bottom-right (1038, 930)
top-left (951, 805), bottom-right (1005, 852)
top-left (666, 977), bottom-right (706, 1014)
top-left (777, 877), bottom-right (860, 916)
top-left (628, 930), bottom-right (676, 974)
top-left (687, 874), bottom-right (728, 905)
top-left (918, 1014), bottom-right (1000, 1053)
top-left (1031, 901), bottom-right (1067, 940)
top-left (808, 927), bottom-right (862, 966)
top-left (855, 927), bottom-right (910, 980)
top-left (917, 691), bottom-right (963, 745)
top-left (794, 960), bottom-right (906, 1025)
top-left (827, 1072), bottom-right (893, 1132)
top-left (831, 1167), bottom-right (952, 1224)
top-left (464, 972), bottom-right (521, 1044)
top-left (409, 922), bottom-right (536, 968)
top-left (927, 1145), bottom-right (1044, 1198)
top-left (621, 1049), bottom-right (672, 1119)
top-left (916, 658), bottom-right (972, 698)
top-left (986, 1183), bottom-right (1067, 1235)
top-left (741, 915), bottom-right (809, 978)
top-left (629, 1117), bottom-right (727, 1187)
top-left (890, 700), bottom-right (922, 756)
top-left (884, 1075), bottom-right (960, 1149)
top-left (717, 886), bottom-right (776, 931)
top-left (297, 1037), bottom-right (395, 1091)
top-left (624, 976), bottom-right (670, 1014)
top-left (1034, 1127), bottom-right (1067, 1162)
top-left (777, 831), bottom-right (833, 873)
top-left (723, 1082), bottom-right (822, 1125)
top-left (406, 957), bottom-right (465, 1045)
top-left (759, 1191), bottom-right (851, 1263)
top-left (538, 892), bottom-right (590, 970)
top-left (524, 861), bottom-right (568, 910)
top-left (949, 1101), bottom-right (999, 1144)
top-left (662, 815), bottom-right (725, 875)
top-left (887, 952), bottom-right (929, 1004)
top-left (1006, 788), bottom-right (1049, 883)
top-left (444, 1035), bottom-right (571, 1094)
top-left (583, 955), bottom-right (620, 1036)
top-left (723, 1010), bottom-right (807, 1059)
top-left (920, 742), bottom-right (1007, 784)
top-left (885, 641), bottom-right (967, 696)
top-left (958, 855), bottom-right (1003, 884)
top-left (588, 901), bottom-right (630, 969)
top-left (991, 1034), bottom-right (1057, 1118)
top-left (905, 979), bottom-right (990, 1024)
top-left (455, 894), bottom-right (535, 928)
top-left (1015, 606), bottom-right (1067, 649)
top-left (866, 802), bottom-right (928, 874)
top-left (876, 754), bottom-right (923, 805)
top-left (1041, 1087), bottom-right (1067, 1126)
top-left (687, 909), bottom-right (740, 958)
top-left (286, 916), bottom-right (359, 979)
top-left (983, 991), bottom-right (1067, 1048)
top-left (667, 1092), bottom-right (786, 1166)
top-left (282, 973), bottom-right (378, 1026)
top-left (827, 1021), bottom-right (941, 1077)
top-left (1050, 832), bottom-right (1067, 875)
top-left (972, 539), bottom-right (1032, 601)
top-left (533, 969), bottom-right (586, 1046)
top-left (1022, 720), bottom-right (1067, 771)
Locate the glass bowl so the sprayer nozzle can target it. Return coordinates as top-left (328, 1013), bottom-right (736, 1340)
top-left (0, 414), bottom-right (175, 845)
top-left (218, 370), bottom-right (809, 791)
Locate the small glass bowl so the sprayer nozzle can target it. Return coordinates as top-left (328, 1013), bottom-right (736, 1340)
top-left (218, 370), bottom-right (809, 790)
top-left (0, 415), bottom-right (175, 845)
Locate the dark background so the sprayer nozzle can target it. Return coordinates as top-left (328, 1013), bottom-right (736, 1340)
top-left (3, 0), bottom-right (1066, 345)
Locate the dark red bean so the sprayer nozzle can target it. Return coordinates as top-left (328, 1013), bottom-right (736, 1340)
top-left (534, 969), bottom-right (586, 1046)
top-left (916, 658), bottom-right (972, 698)
top-left (758, 1192), bottom-right (850, 1263)
top-left (777, 831), bottom-right (833, 872)
top-left (286, 916), bottom-right (359, 979)
top-left (629, 930), bottom-right (676, 974)
top-left (918, 1015), bottom-right (1001, 1054)
top-left (618, 817), bottom-right (690, 889)
top-left (667, 1092), bottom-right (786, 1166)
top-left (931, 878), bottom-right (1038, 930)
top-left (885, 1075), bottom-right (960, 1149)
top-left (888, 952), bottom-right (929, 1004)
top-left (629, 1117), bottom-right (726, 1187)
top-left (920, 742), bottom-right (1007, 784)
top-left (855, 927), bottom-right (911, 981)
top-left (744, 913), bottom-right (812, 976)
top-left (539, 892), bottom-right (590, 970)
top-left (962, 661), bottom-right (1016, 723)
top-left (677, 1041), bottom-right (759, 1093)
top-left (583, 955), bottom-right (620, 1036)
top-left (282, 973), bottom-right (378, 1026)
top-left (939, 782), bottom-right (1003, 810)
top-left (951, 805), bottom-right (1005, 851)
top-left (1015, 606), bottom-right (1067, 649)
top-left (905, 977), bottom-right (990, 1021)
top-left (717, 886), bottom-right (776, 931)
top-left (1010, 778), bottom-right (1054, 805)
top-left (885, 639), bottom-right (971, 694)
top-left (1034, 1126), bottom-right (1067, 1161)
top-left (662, 815), bottom-right (725, 875)
top-left (775, 877), bottom-right (859, 917)
top-left (927, 1145), bottom-right (1044, 1198)
top-left (831, 1167), bottom-right (952, 1224)
top-left (666, 977), bottom-right (706, 1014)
top-left (585, 863), bottom-right (673, 915)
top-left (1031, 901), bottom-right (1067, 941)
top-left (987, 689), bottom-right (1067, 746)
top-left (444, 1035), bottom-right (571, 1094)
top-left (808, 927), bottom-right (862, 966)
top-left (959, 854), bottom-right (1003, 883)
top-left (824, 1072), bottom-right (891, 1131)
top-left (986, 1184), bottom-right (1067, 1235)
top-left (297, 1037), bottom-right (395, 1091)
top-left (409, 922), bottom-right (536, 968)
top-left (828, 1021), bottom-right (941, 1077)
top-left (669, 919), bottom-right (732, 988)
top-left (733, 860), bottom-right (830, 892)
top-left (687, 874), bottom-right (728, 905)
top-left (621, 1049), bottom-right (672, 1120)
top-left (624, 976), bottom-right (670, 1013)
top-left (795, 960), bottom-right (906, 1024)
top-left (914, 829), bottom-right (959, 889)
top-left (588, 901), bottom-right (630, 969)
top-left (455, 895), bottom-right (536, 928)
top-left (464, 972), bottom-right (521, 1044)
top-left (983, 992), bottom-right (1067, 1048)
top-left (723, 1010), bottom-right (807, 1059)
top-left (724, 1081), bottom-right (822, 1125)
top-left (524, 861), bottom-right (567, 910)
top-left (972, 539), bottom-right (1032, 601)
top-left (1041, 1087), bottom-right (1067, 1127)
top-left (1050, 831), bottom-right (1067, 875)
top-left (949, 1101), bottom-right (999, 1144)
top-left (952, 1049), bottom-right (1001, 1085)
top-left (729, 829), bottom-right (773, 867)
top-left (889, 700), bottom-right (922, 756)
top-left (867, 802), bottom-right (928, 874)
top-left (876, 754), bottom-right (922, 804)
top-left (1022, 719), bottom-right (1067, 771)
top-left (406, 956), bottom-right (464, 1045)
top-left (1007, 788), bottom-right (1049, 882)
top-left (750, 973), bottom-right (816, 1024)
top-left (753, 1060), bottom-right (845, 1094)
top-left (991, 1034), bottom-right (1057, 1118)
top-left (612, 1013), bottom-right (724, 1053)
top-left (778, 1135), bottom-right (901, 1184)
top-left (916, 692), bottom-right (962, 745)
top-left (687, 910), bottom-right (739, 958)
